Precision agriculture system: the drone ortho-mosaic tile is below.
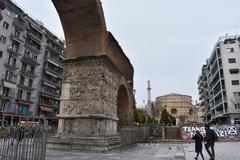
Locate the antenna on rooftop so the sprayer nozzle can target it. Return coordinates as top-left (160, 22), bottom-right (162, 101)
top-left (234, 25), bottom-right (238, 36)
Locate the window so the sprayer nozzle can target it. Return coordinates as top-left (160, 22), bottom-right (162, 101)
top-left (7, 55), bottom-right (16, 66)
top-left (0, 50), bottom-right (2, 58)
top-left (28, 79), bottom-right (33, 88)
top-left (17, 90), bottom-right (23, 99)
top-left (235, 104), bottom-right (240, 109)
top-left (229, 68), bottom-right (239, 74)
top-left (26, 92), bottom-right (31, 101)
top-left (3, 87), bottom-right (10, 97)
top-left (226, 48), bottom-right (234, 53)
top-left (21, 63), bottom-right (27, 71)
top-left (20, 76), bottom-right (25, 85)
top-left (14, 30), bottom-right (21, 38)
top-left (0, 35), bottom-right (6, 44)
top-left (5, 70), bottom-right (14, 81)
top-left (30, 66), bottom-right (34, 73)
top-left (12, 41), bottom-right (19, 52)
top-left (2, 21), bottom-right (9, 30)
top-left (171, 108), bottom-right (178, 114)
top-left (5, 9), bottom-right (12, 17)
top-left (234, 92), bottom-right (240, 97)
top-left (228, 58), bottom-right (236, 63)
top-left (232, 80), bottom-right (239, 85)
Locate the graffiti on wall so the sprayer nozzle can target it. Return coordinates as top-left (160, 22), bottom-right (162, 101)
top-left (150, 126), bottom-right (163, 139)
top-left (182, 125), bottom-right (240, 140)
top-left (212, 125), bottom-right (240, 139)
top-left (182, 126), bottom-right (205, 139)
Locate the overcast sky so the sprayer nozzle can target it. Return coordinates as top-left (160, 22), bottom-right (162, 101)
top-left (14, 0), bottom-right (240, 107)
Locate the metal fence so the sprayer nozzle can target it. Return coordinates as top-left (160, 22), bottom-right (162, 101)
top-left (0, 126), bottom-right (47, 160)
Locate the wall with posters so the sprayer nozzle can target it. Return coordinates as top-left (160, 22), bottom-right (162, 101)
top-left (181, 125), bottom-right (240, 140)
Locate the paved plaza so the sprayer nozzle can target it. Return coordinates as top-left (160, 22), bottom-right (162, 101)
top-left (46, 142), bottom-right (240, 160)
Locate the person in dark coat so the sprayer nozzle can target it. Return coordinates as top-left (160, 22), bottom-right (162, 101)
top-left (204, 124), bottom-right (216, 160)
top-left (192, 130), bottom-right (204, 160)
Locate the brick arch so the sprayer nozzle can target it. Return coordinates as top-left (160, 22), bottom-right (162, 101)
top-left (52, 0), bottom-right (107, 59)
top-left (49, 0), bottom-right (135, 151)
top-left (117, 84), bottom-right (131, 129)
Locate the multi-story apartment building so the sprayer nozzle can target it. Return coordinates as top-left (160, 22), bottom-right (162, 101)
top-left (198, 35), bottom-right (240, 124)
top-left (0, 0), bottom-right (64, 125)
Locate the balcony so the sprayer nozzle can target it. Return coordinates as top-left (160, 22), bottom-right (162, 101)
top-left (4, 60), bottom-right (19, 70)
top-left (38, 101), bottom-right (59, 110)
top-left (10, 33), bottom-right (24, 44)
top-left (46, 43), bottom-right (63, 55)
top-left (22, 55), bottom-right (39, 66)
top-left (20, 70), bottom-right (37, 79)
top-left (44, 65), bottom-right (63, 79)
top-left (215, 111), bottom-right (224, 117)
top-left (42, 78), bottom-right (61, 88)
top-left (46, 56), bottom-right (63, 67)
top-left (25, 42), bottom-right (41, 54)
top-left (41, 87), bottom-right (61, 98)
top-left (2, 75), bottom-right (17, 84)
top-left (0, 102), bottom-right (18, 114)
top-left (13, 18), bottom-right (28, 31)
top-left (17, 83), bottom-right (35, 91)
top-left (1, 89), bottom-right (15, 99)
top-left (16, 98), bottom-right (33, 106)
top-left (7, 45), bottom-right (21, 57)
top-left (27, 32), bottom-right (42, 44)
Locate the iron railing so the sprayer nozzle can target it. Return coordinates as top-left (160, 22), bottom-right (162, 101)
top-left (0, 126), bottom-right (47, 160)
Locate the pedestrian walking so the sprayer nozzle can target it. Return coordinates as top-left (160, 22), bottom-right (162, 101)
top-left (204, 124), bottom-right (217, 160)
top-left (192, 130), bottom-right (204, 160)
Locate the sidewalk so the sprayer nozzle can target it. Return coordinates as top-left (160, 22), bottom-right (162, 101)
top-left (46, 142), bottom-right (240, 160)
top-left (46, 143), bottom-right (185, 160)
top-left (183, 142), bottom-right (240, 160)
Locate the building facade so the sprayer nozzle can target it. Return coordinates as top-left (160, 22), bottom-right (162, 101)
top-left (198, 35), bottom-right (240, 124)
top-left (156, 93), bottom-right (200, 125)
top-left (0, 0), bottom-right (64, 125)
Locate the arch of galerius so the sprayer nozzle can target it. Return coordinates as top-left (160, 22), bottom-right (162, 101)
top-left (47, 0), bottom-right (135, 151)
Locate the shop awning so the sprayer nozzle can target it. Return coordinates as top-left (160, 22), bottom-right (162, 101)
top-left (40, 106), bottom-right (54, 113)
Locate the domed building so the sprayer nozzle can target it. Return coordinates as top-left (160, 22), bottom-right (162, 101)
top-left (156, 93), bottom-right (199, 125)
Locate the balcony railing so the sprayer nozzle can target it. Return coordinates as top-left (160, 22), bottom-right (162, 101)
top-left (7, 45), bottom-right (21, 57)
top-left (42, 78), bottom-right (61, 88)
top-left (38, 102), bottom-right (59, 109)
top-left (13, 18), bottom-right (28, 31)
top-left (25, 42), bottom-right (41, 54)
top-left (17, 83), bottom-right (35, 91)
top-left (2, 75), bottom-right (17, 84)
top-left (46, 56), bottom-right (63, 66)
top-left (44, 66), bottom-right (63, 79)
top-left (16, 98), bottom-right (33, 105)
top-left (0, 102), bottom-right (17, 114)
top-left (4, 60), bottom-right (19, 70)
top-left (27, 32), bottom-right (42, 43)
top-left (46, 44), bottom-right (63, 55)
top-left (215, 111), bottom-right (224, 117)
top-left (41, 87), bottom-right (61, 97)
top-left (20, 70), bottom-right (37, 78)
top-left (10, 33), bottom-right (24, 43)
top-left (1, 89), bottom-right (15, 99)
top-left (22, 55), bottom-right (39, 66)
